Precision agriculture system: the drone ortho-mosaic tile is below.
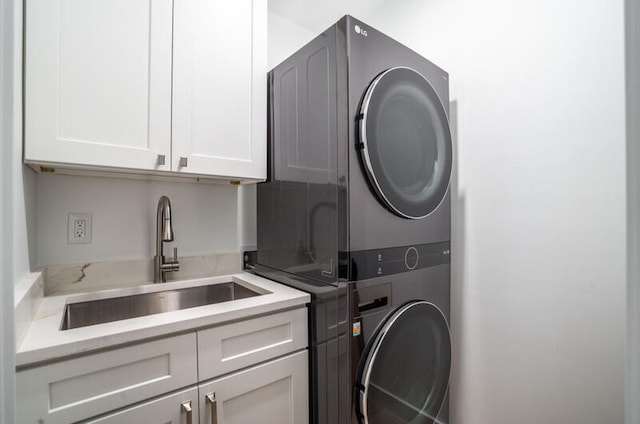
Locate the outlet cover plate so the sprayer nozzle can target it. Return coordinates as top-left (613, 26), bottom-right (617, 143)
top-left (68, 213), bottom-right (92, 244)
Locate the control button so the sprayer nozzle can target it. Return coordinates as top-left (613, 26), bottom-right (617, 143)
top-left (377, 267), bottom-right (383, 275)
top-left (404, 247), bottom-right (419, 270)
top-left (377, 253), bottom-right (383, 262)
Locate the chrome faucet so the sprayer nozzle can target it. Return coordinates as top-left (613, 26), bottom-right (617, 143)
top-left (154, 195), bottom-right (179, 283)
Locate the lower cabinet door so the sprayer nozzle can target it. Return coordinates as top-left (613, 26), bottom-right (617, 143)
top-left (198, 350), bottom-right (308, 424)
top-left (84, 387), bottom-right (199, 424)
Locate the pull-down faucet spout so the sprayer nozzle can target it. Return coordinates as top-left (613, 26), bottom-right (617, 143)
top-left (154, 195), bottom-right (180, 283)
top-left (158, 196), bottom-right (173, 243)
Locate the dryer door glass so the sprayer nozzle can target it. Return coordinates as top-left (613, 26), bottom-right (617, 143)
top-left (357, 301), bottom-right (451, 424)
top-left (359, 67), bottom-right (452, 219)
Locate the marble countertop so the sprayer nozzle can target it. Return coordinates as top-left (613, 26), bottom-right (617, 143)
top-left (16, 272), bottom-right (310, 368)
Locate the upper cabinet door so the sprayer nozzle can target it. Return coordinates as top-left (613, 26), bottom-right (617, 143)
top-left (172, 0), bottom-right (267, 180)
top-left (24, 0), bottom-right (173, 171)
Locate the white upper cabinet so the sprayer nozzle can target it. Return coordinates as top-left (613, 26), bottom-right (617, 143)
top-left (24, 0), bottom-right (173, 172)
top-left (173, 0), bottom-right (267, 180)
top-left (24, 0), bottom-right (266, 182)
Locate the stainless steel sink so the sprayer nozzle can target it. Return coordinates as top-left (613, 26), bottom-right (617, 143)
top-left (60, 282), bottom-right (262, 330)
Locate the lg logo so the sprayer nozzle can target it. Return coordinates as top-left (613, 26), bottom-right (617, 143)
top-left (354, 24), bottom-right (368, 37)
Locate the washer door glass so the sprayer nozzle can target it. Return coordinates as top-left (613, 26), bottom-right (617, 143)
top-left (359, 67), bottom-right (452, 219)
top-left (357, 301), bottom-right (451, 424)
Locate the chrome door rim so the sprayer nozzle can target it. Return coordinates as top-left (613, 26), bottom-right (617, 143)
top-left (359, 66), bottom-right (452, 220)
top-left (360, 300), bottom-right (451, 424)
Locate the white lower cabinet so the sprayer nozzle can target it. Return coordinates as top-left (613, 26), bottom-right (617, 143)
top-left (197, 307), bottom-right (308, 381)
top-left (84, 387), bottom-right (200, 424)
top-left (16, 308), bottom-right (308, 424)
top-left (16, 333), bottom-right (198, 424)
top-left (198, 351), bottom-right (308, 424)
top-left (82, 351), bottom-right (308, 424)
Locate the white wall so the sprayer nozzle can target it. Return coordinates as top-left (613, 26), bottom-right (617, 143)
top-left (270, 1), bottom-right (627, 423)
top-left (35, 174), bottom-right (239, 266)
top-left (626, 0), bottom-right (640, 421)
top-left (0, 0), bottom-right (15, 418)
top-left (1, 0), bottom-right (31, 420)
top-left (367, 0), bottom-right (626, 422)
top-left (267, 12), bottom-right (317, 69)
top-left (238, 185), bottom-right (257, 249)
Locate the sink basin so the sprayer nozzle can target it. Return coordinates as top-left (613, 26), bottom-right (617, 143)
top-left (60, 281), bottom-right (262, 330)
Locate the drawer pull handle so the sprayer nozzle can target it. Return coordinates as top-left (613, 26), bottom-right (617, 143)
top-left (206, 392), bottom-right (217, 424)
top-left (156, 154), bottom-right (166, 166)
top-left (179, 156), bottom-right (188, 167)
top-left (181, 400), bottom-right (193, 424)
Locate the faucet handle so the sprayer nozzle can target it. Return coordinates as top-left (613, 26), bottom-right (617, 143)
top-left (160, 247), bottom-right (180, 274)
top-left (170, 247), bottom-right (180, 272)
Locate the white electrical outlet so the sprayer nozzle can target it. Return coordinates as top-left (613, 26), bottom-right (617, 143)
top-left (68, 213), bottom-right (92, 244)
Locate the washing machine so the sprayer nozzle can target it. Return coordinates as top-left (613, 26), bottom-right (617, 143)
top-left (350, 267), bottom-right (450, 424)
top-left (256, 15), bottom-right (452, 424)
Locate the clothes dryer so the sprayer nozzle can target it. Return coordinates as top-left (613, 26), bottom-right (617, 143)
top-left (258, 15), bottom-right (452, 283)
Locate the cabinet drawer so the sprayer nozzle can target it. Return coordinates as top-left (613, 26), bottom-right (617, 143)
top-left (17, 333), bottom-right (197, 424)
top-left (83, 386), bottom-right (199, 424)
top-left (198, 308), bottom-right (307, 380)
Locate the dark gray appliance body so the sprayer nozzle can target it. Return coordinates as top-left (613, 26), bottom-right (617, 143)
top-left (256, 15), bottom-right (451, 424)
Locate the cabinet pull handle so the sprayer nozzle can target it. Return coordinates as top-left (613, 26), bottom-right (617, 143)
top-left (181, 400), bottom-right (193, 424)
top-left (179, 156), bottom-right (188, 167)
top-left (156, 154), bottom-right (166, 166)
top-left (206, 392), bottom-right (217, 424)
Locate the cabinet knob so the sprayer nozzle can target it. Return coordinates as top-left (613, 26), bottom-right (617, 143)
top-left (206, 393), bottom-right (217, 424)
top-left (156, 154), bottom-right (166, 166)
top-left (179, 156), bottom-right (188, 168)
top-left (181, 400), bottom-right (193, 424)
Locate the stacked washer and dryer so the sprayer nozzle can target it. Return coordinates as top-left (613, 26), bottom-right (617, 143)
top-left (256, 15), bottom-right (452, 424)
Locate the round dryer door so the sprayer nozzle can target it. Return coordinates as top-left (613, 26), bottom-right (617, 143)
top-left (356, 301), bottom-right (451, 424)
top-left (359, 67), bottom-right (452, 219)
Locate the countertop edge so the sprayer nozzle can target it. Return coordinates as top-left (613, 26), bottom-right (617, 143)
top-left (15, 273), bottom-right (310, 368)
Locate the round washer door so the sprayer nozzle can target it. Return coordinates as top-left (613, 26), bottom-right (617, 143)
top-left (357, 301), bottom-right (451, 424)
top-left (359, 67), bottom-right (452, 219)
